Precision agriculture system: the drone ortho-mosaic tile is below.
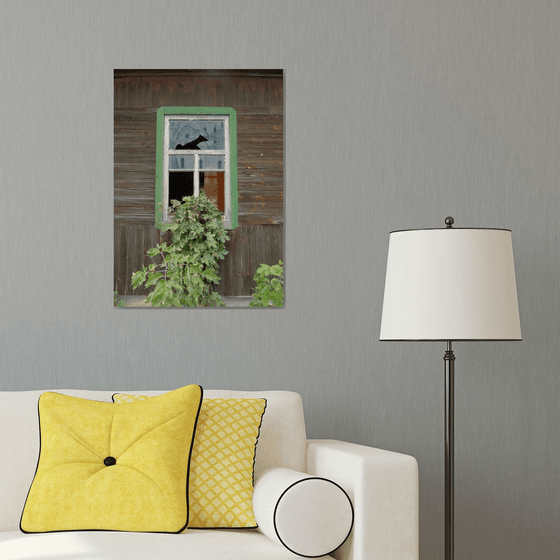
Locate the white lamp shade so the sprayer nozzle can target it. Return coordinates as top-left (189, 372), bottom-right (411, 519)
top-left (380, 228), bottom-right (521, 341)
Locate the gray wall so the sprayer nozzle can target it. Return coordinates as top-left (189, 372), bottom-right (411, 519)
top-left (0, 1), bottom-right (558, 558)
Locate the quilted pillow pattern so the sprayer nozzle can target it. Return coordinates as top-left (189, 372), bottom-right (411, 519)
top-left (20, 384), bottom-right (203, 533)
top-left (113, 394), bottom-right (266, 528)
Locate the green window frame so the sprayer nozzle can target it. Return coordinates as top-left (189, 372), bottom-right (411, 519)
top-left (155, 107), bottom-right (238, 229)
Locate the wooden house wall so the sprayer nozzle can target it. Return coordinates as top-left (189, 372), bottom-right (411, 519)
top-left (114, 70), bottom-right (283, 297)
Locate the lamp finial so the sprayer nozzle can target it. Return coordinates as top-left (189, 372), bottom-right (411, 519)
top-left (445, 216), bottom-right (454, 228)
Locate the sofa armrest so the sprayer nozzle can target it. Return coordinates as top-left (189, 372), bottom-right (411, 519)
top-left (306, 440), bottom-right (418, 560)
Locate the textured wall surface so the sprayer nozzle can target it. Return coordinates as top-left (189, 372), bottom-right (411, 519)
top-left (0, 1), bottom-right (558, 558)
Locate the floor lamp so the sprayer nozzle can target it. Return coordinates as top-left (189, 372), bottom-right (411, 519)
top-left (379, 217), bottom-right (521, 560)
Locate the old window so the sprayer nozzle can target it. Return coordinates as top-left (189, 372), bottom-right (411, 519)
top-left (155, 107), bottom-right (238, 229)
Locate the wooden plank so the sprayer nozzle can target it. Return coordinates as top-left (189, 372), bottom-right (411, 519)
top-left (114, 203), bottom-right (154, 214)
top-left (219, 227), bottom-right (238, 296)
top-left (234, 226), bottom-right (245, 296)
top-left (114, 109), bottom-right (157, 122)
top-left (239, 192), bottom-right (283, 204)
top-left (239, 200), bottom-right (284, 211)
top-left (114, 223), bottom-right (161, 295)
top-left (114, 197), bottom-right (153, 206)
top-left (114, 216), bottom-right (154, 225)
top-left (248, 225), bottom-right (260, 294)
top-left (114, 162), bottom-right (156, 174)
top-left (236, 178), bottom-right (284, 189)
top-left (114, 119), bottom-right (156, 130)
top-left (114, 120), bottom-right (156, 131)
top-left (125, 224), bottom-right (140, 295)
top-left (202, 77), bottom-right (218, 107)
top-left (114, 80), bottom-right (127, 108)
top-left (114, 154), bottom-right (156, 166)
top-left (114, 188), bottom-right (154, 199)
top-left (236, 106), bottom-right (283, 116)
top-left (274, 224), bottom-right (284, 264)
top-left (114, 143), bottom-right (156, 154)
top-left (238, 124), bottom-right (283, 133)
top-left (240, 169), bottom-right (283, 180)
top-left (241, 224), bottom-right (252, 296)
top-left (114, 131), bottom-right (157, 143)
top-left (239, 185), bottom-right (283, 197)
top-left (114, 173), bottom-right (155, 183)
top-left (270, 79), bottom-right (283, 107)
top-left (239, 214), bottom-right (283, 226)
top-left (237, 136), bottom-right (283, 147)
top-left (238, 157), bottom-right (283, 167)
top-left (237, 113), bottom-right (283, 124)
top-left (114, 222), bottom-right (127, 294)
top-left (238, 143), bottom-right (283, 154)
top-left (114, 179), bottom-right (155, 188)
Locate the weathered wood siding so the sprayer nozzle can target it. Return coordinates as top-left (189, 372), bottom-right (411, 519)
top-left (217, 224), bottom-right (283, 297)
top-left (114, 222), bottom-right (162, 296)
top-left (114, 70), bottom-right (283, 297)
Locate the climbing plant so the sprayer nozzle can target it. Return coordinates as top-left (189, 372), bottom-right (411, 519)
top-left (249, 261), bottom-right (284, 307)
top-left (131, 195), bottom-right (229, 307)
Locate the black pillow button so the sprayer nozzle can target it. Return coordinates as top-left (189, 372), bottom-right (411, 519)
top-left (104, 456), bottom-right (117, 466)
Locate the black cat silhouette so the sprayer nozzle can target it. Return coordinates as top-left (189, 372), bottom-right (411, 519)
top-left (175, 135), bottom-right (208, 150)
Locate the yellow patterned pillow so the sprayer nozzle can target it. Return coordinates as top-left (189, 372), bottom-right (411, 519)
top-left (113, 394), bottom-right (267, 528)
top-left (21, 385), bottom-right (203, 533)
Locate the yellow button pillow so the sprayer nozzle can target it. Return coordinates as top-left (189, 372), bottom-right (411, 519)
top-left (21, 384), bottom-right (203, 533)
top-left (113, 394), bottom-right (266, 529)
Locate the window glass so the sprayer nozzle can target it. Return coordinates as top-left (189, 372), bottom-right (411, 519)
top-left (169, 155), bottom-right (195, 170)
top-left (199, 155), bottom-right (225, 169)
top-left (168, 119), bottom-right (225, 150)
top-left (203, 171), bottom-right (225, 212)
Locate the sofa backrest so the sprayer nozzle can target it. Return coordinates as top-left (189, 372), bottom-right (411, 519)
top-left (0, 388), bottom-right (307, 532)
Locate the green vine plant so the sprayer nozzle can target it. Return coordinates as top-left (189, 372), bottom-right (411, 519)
top-left (249, 261), bottom-right (283, 307)
top-left (113, 291), bottom-right (126, 307)
top-left (131, 195), bottom-right (229, 307)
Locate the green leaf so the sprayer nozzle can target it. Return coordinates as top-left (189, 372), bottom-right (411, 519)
top-left (145, 272), bottom-right (163, 288)
top-left (131, 270), bottom-right (147, 289)
top-left (270, 264), bottom-right (283, 277)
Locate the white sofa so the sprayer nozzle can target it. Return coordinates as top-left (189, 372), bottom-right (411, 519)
top-left (0, 389), bottom-right (419, 560)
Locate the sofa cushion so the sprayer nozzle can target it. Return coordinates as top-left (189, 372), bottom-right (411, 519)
top-left (0, 389), bottom-right (306, 532)
top-left (0, 529), bottom-right (333, 560)
top-left (114, 393), bottom-right (267, 528)
top-left (20, 385), bottom-right (203, 533)
top-left (253, 468), bottom-right (354, 557)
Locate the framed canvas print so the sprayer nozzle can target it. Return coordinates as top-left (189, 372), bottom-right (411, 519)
top-left (114, 70), bottom-right (283, 307)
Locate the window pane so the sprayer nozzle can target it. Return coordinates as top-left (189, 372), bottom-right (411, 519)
top-left (168, 119), bottom-right (225, 150)
top-left (203, 171), bottom-right (225, 212)
top-left (168, 171), bottom-right (194, 204)
top-left (199, 155), bottom-right (225, 170)
top-left (169, 155), bottom-right (195, 170)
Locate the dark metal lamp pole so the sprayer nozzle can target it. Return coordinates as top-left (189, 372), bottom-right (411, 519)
top-left (444, 341), bottom-right (455, 560)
